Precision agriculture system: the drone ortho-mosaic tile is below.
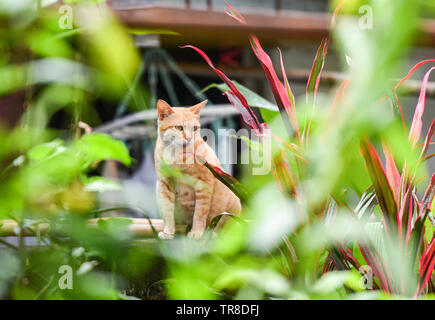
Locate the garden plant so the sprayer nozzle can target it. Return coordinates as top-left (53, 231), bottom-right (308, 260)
top-left (0, 0), bottom-right (434, 300)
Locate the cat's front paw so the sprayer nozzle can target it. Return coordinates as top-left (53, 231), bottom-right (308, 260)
top-left (187, 230), bottom-right (204, 240)
top-left (158, 231), bottom-right (174, 240)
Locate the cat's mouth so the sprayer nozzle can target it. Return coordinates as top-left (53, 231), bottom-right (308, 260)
top-left (181, 139), bottom-right (195, 147)
top-left (171, 140), bottom-right (193, 149)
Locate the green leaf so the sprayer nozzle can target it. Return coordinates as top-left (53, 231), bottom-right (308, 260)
top-left (52, 28), bottom-right (84, 41)
top-left (127, 28), bottom-right (180, 36)
top-left (204, 81), bottom-right (280, 124)
top-left (76, 260), bottom-right (99, 276)
top-left (77, 133), bottom-right (132, 166)
top-left (72, 247), bottom-right (85, 258)
top-left (84, 177), bottom-right (122, 192)
top-left (28, 139), bottom-right (65, 160)
top-left (306, 37), bottom-right (329, 103)
top-left (312, 271), bottom-right (350, 294)
top-left (76, 272), bottom-right (119, 300)
top-left (214, 269), bottom-right (290, 297)
top-left (97, 217), bottom-right (133, 237)
top-left (118, 292), bottom-right (141, 300)
top-left (232, 135), bottom-right (263, 153)
top-left (0, 250), bottom-right (20, 299)
top-left (260, 108), bottom-right (280, 124)
top-left (425, 214), bottom-right (435, 243)
top-left (203, 81), bottom-right (278, 111)
top-left (27, 30), bottom-right (74, 59)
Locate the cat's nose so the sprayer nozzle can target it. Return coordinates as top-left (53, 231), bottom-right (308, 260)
top-left (184, 133), bottom-right (193, 142)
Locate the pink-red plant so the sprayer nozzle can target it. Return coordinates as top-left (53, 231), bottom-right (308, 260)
top-left (183, 2), bottom-right (435, 297)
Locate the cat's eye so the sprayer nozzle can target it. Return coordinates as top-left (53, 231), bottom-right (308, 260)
top-left (193, 126), bottom-right (199, 131)
top-left (175, 126), bottom-right (183, 131)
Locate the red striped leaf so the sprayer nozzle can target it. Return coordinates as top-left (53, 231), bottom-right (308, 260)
top-left (419, 174), bottom-right (435, 221)
top-left (382, 143), bottom-right (401, 203)
top-left (322, 254), bottom-right (335, 274)
top-left (360, 139), bottom-right (399, 233)
top-left (195, 154), bottom-right (250, 201)
top-left (394, 59), bottom-right (435, 91)
top-left (420, 118), bottom-right (435, 160)
top-left (411, 175), bottom-right (435, 276)
top-left (359, 244), bottom-right (392, 293)
top-left (409, 67), bottom-right (435, 147)
top-left (305, 38), bottom-right (329, 144)
top-left (272, 149), bottom-right (298, 197)
top-left (249, 35), bottom-right (300, 139)
top-left (417, 237), bottom-right (435, 296)
top-left (224, 2), bottom-right (247, 24)
top-left (398, 187), bottom-right (413, 246)
top-left (306, 37), bottom-right (329, 106)
top-left (387, 89), bottom-right (406, 130)
top-left (181, 45), bottom-right (266, 135)
top-left (331, 0), bottom-right (347, 28)
top-left (278, 48), bottom-right (296, 112)
top-left (224, 3), bottom-right (301, 141)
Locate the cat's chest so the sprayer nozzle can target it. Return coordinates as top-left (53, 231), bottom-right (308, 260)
top-left (175, 183), bottom-right (195, 200)
top-left (162, 150), bottom-right (197, 174)
top-left (163, 152), bottom-right (207, 182)
top-left (174, 182), bottom-right (196, 215)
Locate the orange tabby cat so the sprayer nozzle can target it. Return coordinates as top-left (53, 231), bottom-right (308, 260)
top-left (154, 99), bottom-right (241, 239)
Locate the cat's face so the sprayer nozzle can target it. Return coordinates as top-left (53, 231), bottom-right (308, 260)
top-left (157, 99), bottom-right (207, 147)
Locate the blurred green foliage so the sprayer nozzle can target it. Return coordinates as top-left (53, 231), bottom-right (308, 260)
top-left (0, 0), bottom-right (434, 301)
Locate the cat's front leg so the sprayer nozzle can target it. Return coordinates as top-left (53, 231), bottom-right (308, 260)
top-left (156, 180), bottom-right (175, 240)
top-left (188, 188), bottom-right (212, 240)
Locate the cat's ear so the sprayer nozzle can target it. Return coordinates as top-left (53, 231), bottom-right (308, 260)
top-left (189, 99), bottom-right (208, 115)
top-left (157, 99), bottom-right (174, 120)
